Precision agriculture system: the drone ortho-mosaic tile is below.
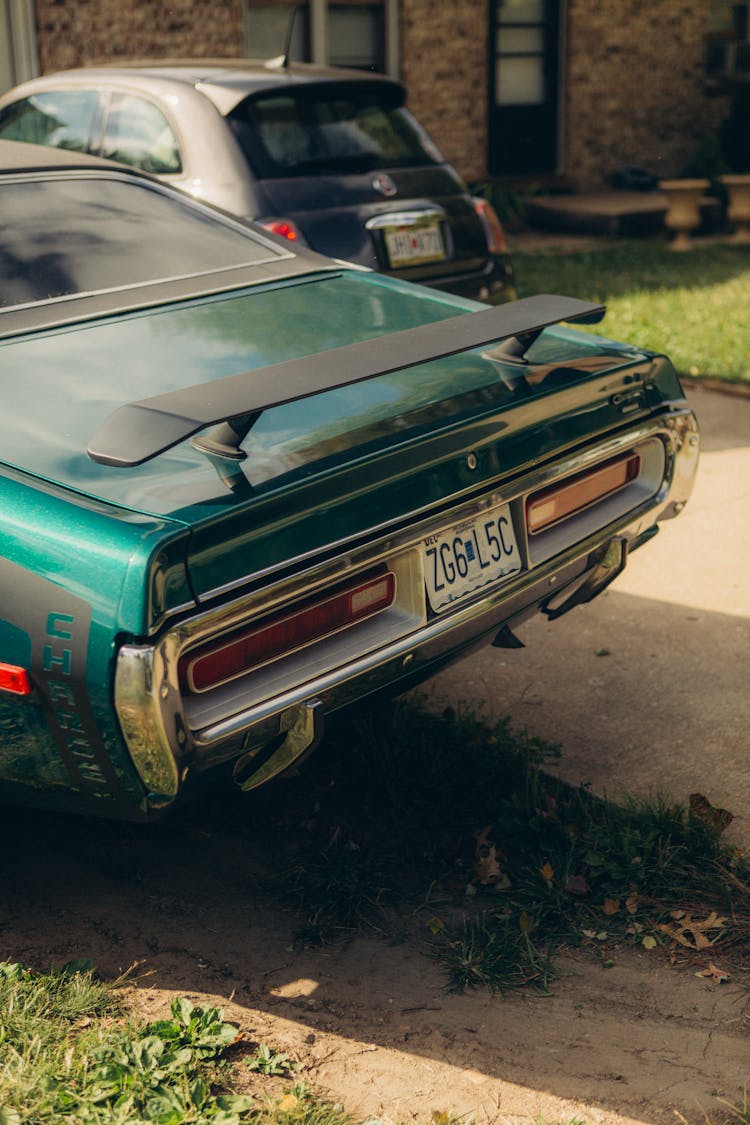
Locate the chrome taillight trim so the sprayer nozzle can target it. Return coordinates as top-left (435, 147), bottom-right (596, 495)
top-left (115, 409), bottom-right (699, 798)
top-left (183, 570), bottom-right (398, 693)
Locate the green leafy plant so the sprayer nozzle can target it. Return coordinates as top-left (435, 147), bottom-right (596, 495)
top-left (0, 965), bottom-right (253, 1123)
top-left (245, 1043), bottom-right (300, 1077)
top-left (0, 961), bottom-right (358, 1124)
top-left (147, 996), bottom-right (240, 1059)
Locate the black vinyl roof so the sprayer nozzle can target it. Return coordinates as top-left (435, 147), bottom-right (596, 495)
top-left (0, 147), bottom-right (336, 337)
top-left (0, 137), bottom-right (150, 175)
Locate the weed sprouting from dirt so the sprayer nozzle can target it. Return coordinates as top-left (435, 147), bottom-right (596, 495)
top-left (433, 910), bottom-right (556, 993)
top-left (273, 700), bottom-right (750, 992)
top-left (282, 840), bottom-right (393, 945)
top-left (0, 960), bottom-right (355, 1123)
top-left (717, 1088), bottom-right (750, 1125)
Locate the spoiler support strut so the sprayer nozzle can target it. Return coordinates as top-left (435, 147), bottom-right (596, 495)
top-left (88, 294), bottom-right (604, 468)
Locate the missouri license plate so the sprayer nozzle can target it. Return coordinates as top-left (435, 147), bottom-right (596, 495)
top-left (383, 222), bottom-right (446, 268)
top-left (423, 503), bottom-right (522, 613)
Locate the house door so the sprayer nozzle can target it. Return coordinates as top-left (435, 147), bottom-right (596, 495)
top-left (488, 0), bottom-right (561, 176)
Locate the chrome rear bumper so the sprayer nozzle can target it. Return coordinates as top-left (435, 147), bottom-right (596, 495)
top-left (114, 407), bottom-right (699, 811)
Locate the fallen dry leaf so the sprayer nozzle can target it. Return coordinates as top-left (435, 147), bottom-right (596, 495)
top-left (540, 862), bottom-right (554, 884)
top-left (519, 910), bottom-right (535, 934)
top-left (603, 898), bottom-right (620, 916)
top-left (658, 911), bottom-right (727, 950)
top-left (695, 962), bottom-right (730, 984)
top-left (564, 873), bottom-right (590, 896)
top-left (476, 844), bottom-right (503, 885)
top-left (689, 792), bottom-right (734, 834)
top-left (473, 826), bottom-right (506, 886)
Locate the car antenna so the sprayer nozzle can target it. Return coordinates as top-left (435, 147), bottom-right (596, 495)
top-left (266, 5), bottom-right (298, 70)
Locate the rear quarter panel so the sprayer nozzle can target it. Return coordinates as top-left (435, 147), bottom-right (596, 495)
top-left (0, 470), bottom-right (192, 818)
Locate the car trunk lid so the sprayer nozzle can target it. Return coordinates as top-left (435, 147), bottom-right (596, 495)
top-left (0, 272), bottom-right (681, 602)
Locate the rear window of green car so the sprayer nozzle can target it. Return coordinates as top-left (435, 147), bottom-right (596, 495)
top-left (0, 174), bottom-right (287, 309)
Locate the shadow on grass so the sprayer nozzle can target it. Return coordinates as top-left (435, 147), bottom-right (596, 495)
top-left (2, 699), bottom-right (747, 993)
top-left (1, 692), bottom-right (750, 1120)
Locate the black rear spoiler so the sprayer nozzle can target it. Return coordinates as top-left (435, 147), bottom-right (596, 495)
top-left (87, 294), bottom-right (604, 468)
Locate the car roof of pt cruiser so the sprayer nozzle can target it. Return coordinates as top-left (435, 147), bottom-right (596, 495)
top-left (8, 59), bottom-right (405, 116)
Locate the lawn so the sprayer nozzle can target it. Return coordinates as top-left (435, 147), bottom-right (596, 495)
top-left (512, 239), bottom-right (750, 385)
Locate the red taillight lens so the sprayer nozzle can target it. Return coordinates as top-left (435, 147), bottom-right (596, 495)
top-left (526, 454), bottom-right (641, 535)
top-left (0, 662), bottom-right (31, 695)
top-left (182, 572), bottom-right (396, 693)
top-left (472, 197), bottom-right (508, 254)
top-left (259, 218), bottom-right (309, 246)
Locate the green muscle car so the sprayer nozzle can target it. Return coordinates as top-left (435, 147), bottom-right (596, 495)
top-left (0, 140), bottom-right (699, 821)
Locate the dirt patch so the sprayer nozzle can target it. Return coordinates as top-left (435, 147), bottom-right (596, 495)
top-left (1, 780), bottom-right (746, 1125)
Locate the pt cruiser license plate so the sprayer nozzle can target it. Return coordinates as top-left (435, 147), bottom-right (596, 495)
top-left (423, 502), bottom-right (522, 613)
top-left (384, 222), bottom-right (446, 268)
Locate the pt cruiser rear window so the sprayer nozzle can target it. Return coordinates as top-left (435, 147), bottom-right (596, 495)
top-left (0, 173), bottom-right (287, 309)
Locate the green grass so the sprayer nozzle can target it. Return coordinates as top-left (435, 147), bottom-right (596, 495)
top-left (0, 962), bottom-right (351, 1124)
top-left (513, 239), bottom-right (750, 384)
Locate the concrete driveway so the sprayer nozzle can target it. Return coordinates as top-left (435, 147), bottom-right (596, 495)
top-left (430, 384), bottom-right (750, 836)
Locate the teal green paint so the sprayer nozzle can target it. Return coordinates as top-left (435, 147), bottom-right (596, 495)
top-left (0, 265), bottom-right (688, 818)
top-left (0, 270), bottom-right (668, 520)
top-left (0, 620), bottom-right (31, 666)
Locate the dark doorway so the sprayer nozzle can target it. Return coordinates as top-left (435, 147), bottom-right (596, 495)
top-left (488, 0), bottom-right (561, 176)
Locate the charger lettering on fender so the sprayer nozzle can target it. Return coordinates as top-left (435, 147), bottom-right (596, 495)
top-left (0, 557), bottom-right (123, 799)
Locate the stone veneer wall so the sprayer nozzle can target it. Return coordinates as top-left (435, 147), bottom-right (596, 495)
top-left (34, 0), bottom-right (245, 73)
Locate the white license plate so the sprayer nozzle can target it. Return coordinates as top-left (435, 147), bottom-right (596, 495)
top-left (422, 503), bottom-right (522, 613)
top-left (384, 223), bottom-right (446, 267)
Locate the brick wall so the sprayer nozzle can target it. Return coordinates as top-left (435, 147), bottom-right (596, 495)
top-left (400, 0), bottom-right (728, 190)
top-left (35, 0), bottom-right (245, 73)
top-left (565, 0), bottom-right (728, 188)
top-left (400, 0), bottom-right (488, 184)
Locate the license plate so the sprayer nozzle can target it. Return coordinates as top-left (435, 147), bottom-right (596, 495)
top-left (422, 503), bottom-right (522, 613)
top-left (384, 222), bottom-right (446, 268)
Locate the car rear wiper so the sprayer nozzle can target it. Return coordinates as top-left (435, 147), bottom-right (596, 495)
top-left (87, 294), bottom-right (604, 468)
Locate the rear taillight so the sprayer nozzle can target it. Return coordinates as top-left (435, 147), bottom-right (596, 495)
top-left (0, 662), bottom-right (31, 696)
top-left (526, 453), bottom-right (641, 535)
top-left (259, 218), bottom-right (309, 246)
top-left (181, 571), bottom-right (396, 693)
top-left (472, 197), bottom-right (508, 255)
